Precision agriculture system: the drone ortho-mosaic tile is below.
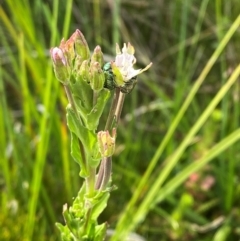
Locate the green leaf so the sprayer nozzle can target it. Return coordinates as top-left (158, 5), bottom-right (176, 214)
top-left (71, 79), bottom-right (93, 113)
top-left (86, 88), bottom-right (111, 130)
top-left (71, 81), bottom-right (110, 131)
top-left (73, 96), bottom-right (88, 125)
top-left (86, 190), bottom-right (110, 220)
top-left (94, 223), bottom-right (107, 241)
top-left (67, 107), bottom-right (96, 156)
top-left (71, 182), bottom-right (86, 216)
top-left (91, 191), bottom-right (110, 220)
top-left (71, 132), bottom-right (87, 177)
top-left (67, 107), bottom-right (101, 168)
top-left (63, 206), bottom-right (86, 239)
top-left (56, 222), bottom-right (74, 241)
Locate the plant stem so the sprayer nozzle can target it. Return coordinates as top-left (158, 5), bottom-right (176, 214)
top-left (64, 84), bottom-right (77, 113)
top-left (105, 88), bottom-right (120, 131)
top-left (93, 90), bottom-right (99, 106)
top-left (95, 157), bottom-right (112, 190)
top-left (114, 91), bottom-right (125, 126)
top-left (95, 89), bottom-right (119, 190)
top-left (96, 88), bottom-right (126, 190)
top-left (87, 167), bottom-right (96, 195)
top-left (83, 206), bottom-right (93, 237)
top-left (95, 160), bottom-right (104, 190)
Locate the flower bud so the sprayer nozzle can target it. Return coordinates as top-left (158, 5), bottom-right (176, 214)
top-left (77, 60), bottom-right (90, 82)
top-left (59, 38), bottom-right (75, 68)
top-left (71, 29), bottom-right (90, 60)
top-left (91, 46), bottom-right (104, 67)
top-left (89, 62), bottom-right (105, 91)
top-left (97, 128), bottom-right (116, 157)
top-left (50, 47), bottom-right (70, 84)
top-left (73, 55), bottom-right (83, 77)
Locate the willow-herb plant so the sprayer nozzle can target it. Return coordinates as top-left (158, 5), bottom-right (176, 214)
top-left (50, 29), bottom-right (152, 241)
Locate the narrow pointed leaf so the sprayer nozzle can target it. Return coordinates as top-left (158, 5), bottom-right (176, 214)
top-left (86, 88), bottom-right (111, 130)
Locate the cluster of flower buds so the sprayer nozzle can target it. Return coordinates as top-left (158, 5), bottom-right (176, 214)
top-left (50, 29), bottom-right (105, 92)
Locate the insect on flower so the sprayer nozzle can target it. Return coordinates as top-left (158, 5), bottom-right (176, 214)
top-left (103, 62), bottom-right (138, 94)
top-left (103, 43), bottom-right (152, 94)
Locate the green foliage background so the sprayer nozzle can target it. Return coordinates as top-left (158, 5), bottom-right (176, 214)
top-left (0, 0), bottom-right (240, 240)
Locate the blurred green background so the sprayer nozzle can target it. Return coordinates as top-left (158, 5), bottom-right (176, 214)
top-left (1, 0), bottom-right (240, 240)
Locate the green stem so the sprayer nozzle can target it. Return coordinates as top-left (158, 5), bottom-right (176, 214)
top-left (83, 207), bottom-right (93, 237)
top-left (64, 85), bottom-right (78, 114)
top-left (93, 90), bottom-right (99, 106)
top-left (87, 167), bottom-right (96, 195)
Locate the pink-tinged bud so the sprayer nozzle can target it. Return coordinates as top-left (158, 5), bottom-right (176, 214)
top-left (97, 128), bottom-right (116, 157)
top-left (50, 29), bottom-right (91, 84)
top-left (50, 47), bottom-right (70, 84)
top-left (91, 46), bottom-right (104, 67)
top-left (89, 62), bottom-right (105, 91)
top-left (71, 29), bottom-right (90, 60)
top-left (50, 47), bottom-right (67, 65)
top-left (59, 38), bottom-right (75, 67)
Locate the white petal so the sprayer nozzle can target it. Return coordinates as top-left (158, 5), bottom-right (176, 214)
top-left (114, 43), bottom-right (152, 82)
top-left (126, 69), bottom-right (141, 80)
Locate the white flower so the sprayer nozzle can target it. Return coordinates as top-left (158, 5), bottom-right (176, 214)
top-left (113, 43), bottom-right (152, 83)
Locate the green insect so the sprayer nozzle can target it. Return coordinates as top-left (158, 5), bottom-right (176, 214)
top-left (103, 62), bottom-right (137, 94)
top-left (103, 62), bottom-right (116, 90)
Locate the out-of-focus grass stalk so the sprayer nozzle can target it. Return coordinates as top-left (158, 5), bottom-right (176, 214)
top-left (23, 0), bottom-right (60, 239)
top-left (60, 122), bottom-right (72, 201)
top-left (114, 62), bottom-right (240, 240)
top-left (137, 63), bottom-right (240, 216)
top-left (62, 0), bottom-right (73, 38)
top-left (0, 66), bottom-right (11, 215)
top-left (215, 0), bottom-right (234, 213)
top-left (174, 0), bottom-right (189, 110)
top-left (112, 0), bottom-right (120, 48)
top-left (156, 127), bottom-right (240, 205)
top-left (93, 0), bottom-right (102, 45)
top-left (52, 0), bottom-right (74, 202)
top-left (19, 34), bottom-right (31, 137)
